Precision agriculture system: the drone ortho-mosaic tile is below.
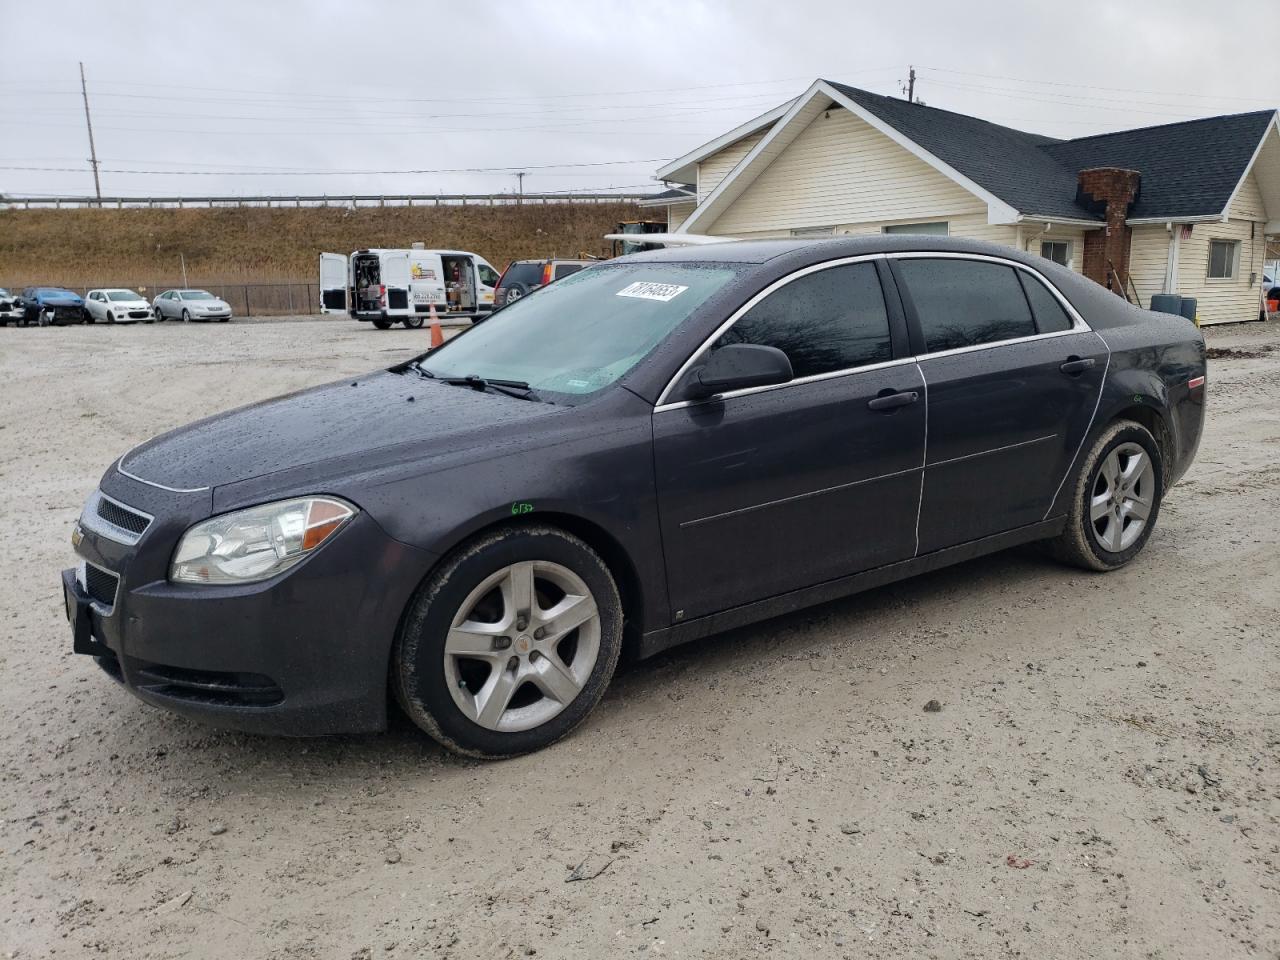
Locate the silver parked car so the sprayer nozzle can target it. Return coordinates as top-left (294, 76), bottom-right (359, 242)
top-left (152, 289), bottom-right (233, 322)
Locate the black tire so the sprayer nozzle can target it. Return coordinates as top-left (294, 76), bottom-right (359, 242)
top-left (1047, 420), bottom-right (1164, 571)
top-left (372, 319), bottom-right (393, 330)
top-left (181, 309), bottom-right (191, 322)
top-left (38, 309), bottom-right (51, 328)
top-left (402, 315), bottom-right (425, 329)
top-left (107, 312), bottom-right (115, 324)
top-left (393, 524), bottom-right (623, 759)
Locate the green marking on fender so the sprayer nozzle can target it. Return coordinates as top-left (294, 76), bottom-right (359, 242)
top-left (511, 502), bottom-right (534, 515)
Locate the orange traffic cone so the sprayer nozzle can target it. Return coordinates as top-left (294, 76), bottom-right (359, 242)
top-left (428, 302), bottom-right (444, 348)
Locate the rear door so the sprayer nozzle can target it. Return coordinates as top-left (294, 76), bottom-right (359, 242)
top-left (654, 259), bottom-right (925, 620)
top-left (382, 251), bottom-right (411, 314)
top-left (891, 255), bottom-right (1107, 553)
top-left (319, 253), bottom-right (349, 314)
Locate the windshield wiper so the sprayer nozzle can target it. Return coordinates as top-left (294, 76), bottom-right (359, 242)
top-left (439, 374), bottom-right (541, 402)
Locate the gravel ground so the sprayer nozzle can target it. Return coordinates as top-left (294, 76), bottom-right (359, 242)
top-left (1, 318), bottom-right (1277, 960)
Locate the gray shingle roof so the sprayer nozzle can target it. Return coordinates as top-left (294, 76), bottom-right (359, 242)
top-left (823, 81), bottom-right (1273, 222)
top-left (1041, 111), bottom-right (1274, 220)
top-left (639, 186), bottom-right (697, 206)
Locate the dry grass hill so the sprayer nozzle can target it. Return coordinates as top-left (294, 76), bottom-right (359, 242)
top-left (0, 201), bottom-right (648, 291)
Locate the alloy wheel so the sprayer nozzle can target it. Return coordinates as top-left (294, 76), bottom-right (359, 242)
top-left (443, 560), bottom-right (600, 733)
top-left (1089, 441), bottom-right (1155, 553)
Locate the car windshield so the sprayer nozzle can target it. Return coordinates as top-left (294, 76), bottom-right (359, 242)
top-left (181, 290), bottom-right (215, 300)
top-left (38, 288), bottom-right (76, 297)
top-left (106, 290), bottom-right (140, 301)
top-left (418, 262), bottom-right (740, 400)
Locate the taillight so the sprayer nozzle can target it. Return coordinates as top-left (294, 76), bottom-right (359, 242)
top-left (379, 284), bottom-right (386, 304)
top-left (541, 263), bottom-right (554, 286)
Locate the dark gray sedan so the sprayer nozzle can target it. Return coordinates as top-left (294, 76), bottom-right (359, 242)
top-left (63, 237), bottom-right (1206, 757)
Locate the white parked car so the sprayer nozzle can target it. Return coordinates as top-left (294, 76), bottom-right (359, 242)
top-left (0, 288), bottom-right (23, 325)
top-left (153, 289), bottom-right (233, 322)
top-left (85, 288), bottom-right (155, 324)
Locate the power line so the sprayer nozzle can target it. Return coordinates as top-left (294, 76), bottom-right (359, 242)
top-left (0, 158), bottom-right (674, 176)
top-left (915, 65), bottom-right (1278, 106)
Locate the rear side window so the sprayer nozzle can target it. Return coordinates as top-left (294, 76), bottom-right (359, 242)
top-left (554, 263), bottom-right (585, 280)
top-left (1018, 272), bottom-right (1074, 334)
top-left (500, 262), bottom-right (545, 287)
top-left (897, 259), bottom-right (1036, 352)
top-left (714, 262), bottom-right (891, 378)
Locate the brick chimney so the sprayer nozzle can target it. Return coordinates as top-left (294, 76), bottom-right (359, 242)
top-left (1077, 168), bottom-right (1141, 294)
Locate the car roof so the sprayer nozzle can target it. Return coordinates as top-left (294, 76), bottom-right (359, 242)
top-left (616, 235), bottom-right (1056, 267)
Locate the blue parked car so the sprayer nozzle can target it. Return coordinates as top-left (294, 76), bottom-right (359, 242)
top-left (17, 287), bottom-right (87, 327)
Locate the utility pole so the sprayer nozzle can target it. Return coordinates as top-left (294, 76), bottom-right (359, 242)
top-left (515, 171), bottom-right (525, 204)
top-left (906, 65), bottom-right (916, 104)
top-left (79, 62), bottom-right (102, 204)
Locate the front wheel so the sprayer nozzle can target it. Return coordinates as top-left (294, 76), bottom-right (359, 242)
top-left (181, 309), bottom-right (190, 322)
top-left (402, 315), bottom-right (425, 329)
top-left (372, 319), bottom-right (392, 330)
top-left (393, 525), bottom-right (623, 759)
top-left (1048, 420), bottom-right (1163, 571)
top-left (38, 309), bottom-right (52, 327)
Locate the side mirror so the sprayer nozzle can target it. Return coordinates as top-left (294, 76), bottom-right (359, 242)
top-left (684, 343), bottom-right (793, 401)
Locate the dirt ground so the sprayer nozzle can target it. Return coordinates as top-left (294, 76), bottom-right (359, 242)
top-left (1, 318), bottom-right (1277, 960)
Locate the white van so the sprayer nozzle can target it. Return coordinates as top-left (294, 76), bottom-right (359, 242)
top-left (319, 247), bottom-right (500, 328)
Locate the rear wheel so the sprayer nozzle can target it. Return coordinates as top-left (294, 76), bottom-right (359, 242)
top-left (1048, 420), bottom-right (1163, 571)
top-left (393, 525), bottom-right (623, 759)
top-left (372, 319), bottom-right (392, 330)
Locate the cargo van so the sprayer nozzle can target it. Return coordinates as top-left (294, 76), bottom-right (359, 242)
top-left (319, 247), bottom-right (499, 328)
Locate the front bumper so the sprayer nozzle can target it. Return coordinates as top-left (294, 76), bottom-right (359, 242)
top-left (64, 480), bottom-right (437, 736)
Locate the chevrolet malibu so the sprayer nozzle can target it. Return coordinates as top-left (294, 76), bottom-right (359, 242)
top-left (64, 237), bottom-right (1206, 758)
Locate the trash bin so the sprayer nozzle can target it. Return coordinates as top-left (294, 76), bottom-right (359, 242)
top-left (1178, 297), bottom-right (1198, 325)
top-left (1150, 294), bottom-right (1182, 315)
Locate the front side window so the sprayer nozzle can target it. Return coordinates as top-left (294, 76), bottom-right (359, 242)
top-left (553, 263), bottom-right (585, 280)
top-left (883, 222), bottom-right (949, 236)
top-left (1207, 240), bottom-right (1238, 279)
top-left (1040, 240), bottom-right (1071, 267)
top-left (898, 258), bottom-right (1037, 352)
top-left (477, 264), bottom-right (499, 287)
top-left (713, 262), bottom-right (892, 379)
top-left (420, 263), bottom-right (741, 400)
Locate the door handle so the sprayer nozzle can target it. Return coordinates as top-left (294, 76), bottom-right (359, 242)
top-left (1060, 357), bottom-right (1096, 376)
top-left (867, 390), bottom-right (919, 412)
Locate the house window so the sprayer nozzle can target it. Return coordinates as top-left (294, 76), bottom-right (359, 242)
top-left (883, 221), bottom-right (949, 236)
top-left (1040, 240), bottom-right (1071, 267)
top-left (1207, 240), bottom-right (1239, 279)
top-left (790, 226), bottom-right (835, 238)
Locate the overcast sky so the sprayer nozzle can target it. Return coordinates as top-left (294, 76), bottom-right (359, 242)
top-left (3, 0), bottom-right (1277, 200)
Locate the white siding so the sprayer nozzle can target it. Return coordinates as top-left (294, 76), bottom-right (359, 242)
top-left (1178, 220), bottom-right (1266, 325)
top-left (667, 201), bottom-right (696, 232)
top-left (1228, 171), bottom-right (1265, 221)
top-left (832, 212), bottom-right (1015, 246)
top-left (698, 133), bottom-right (763, 202)
top-left (705, 107), bottom-right (987, 236)
top-left (1127, 225), bottom-right (1172, 307)
top-left (1014, 226), bottom-right (1091, 275)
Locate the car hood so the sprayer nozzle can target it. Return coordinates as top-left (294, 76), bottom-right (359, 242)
top-left (39, 295), bottom-right (83, 306)
top-left (190, 300), bottom-right (229, 308)
top-left (118, 369), bottom-right (564, 491)
top-left (111, 300), bottom-right (150, 308)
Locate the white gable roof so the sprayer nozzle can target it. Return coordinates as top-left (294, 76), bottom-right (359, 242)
top-left (677, 80), bottom-right (1020, 234)
top-left (655, 99), bottom-right (797, 186)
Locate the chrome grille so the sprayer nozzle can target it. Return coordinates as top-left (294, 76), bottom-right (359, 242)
top-left (96, 495), bottom-right (150, 535)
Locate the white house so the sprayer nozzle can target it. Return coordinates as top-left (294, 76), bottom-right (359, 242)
top-left (647, 80), bottom-right (1280, 325)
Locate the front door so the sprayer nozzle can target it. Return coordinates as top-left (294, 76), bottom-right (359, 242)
top-left (654, 260), bottom-right (926, 621)
top-left (892, 256), bottom-right (1108, 552)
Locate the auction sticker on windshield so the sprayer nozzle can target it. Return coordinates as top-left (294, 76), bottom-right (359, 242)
top-left (615, 281), bottom-right (689, 302)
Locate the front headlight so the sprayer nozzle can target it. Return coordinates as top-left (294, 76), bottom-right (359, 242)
top-left (170, 496), bottom-right (356, 584)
